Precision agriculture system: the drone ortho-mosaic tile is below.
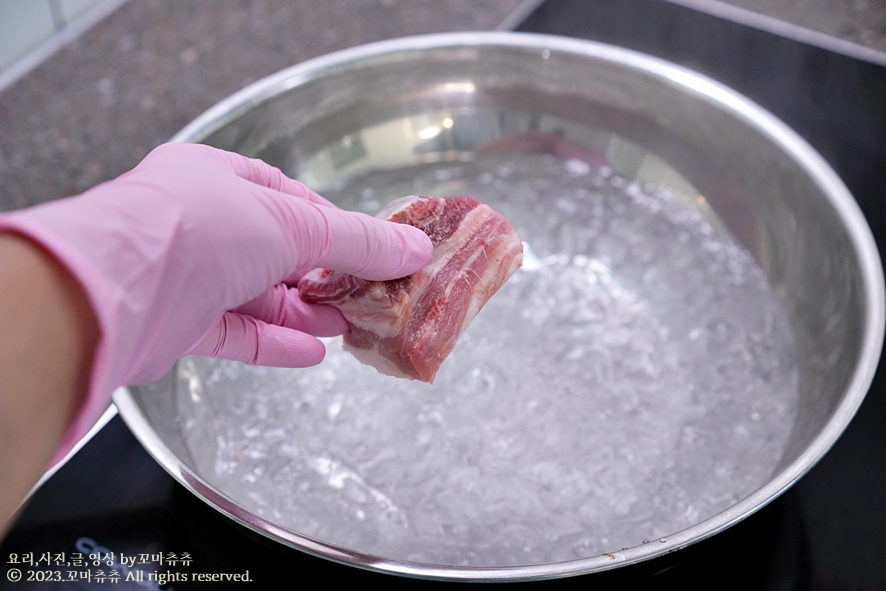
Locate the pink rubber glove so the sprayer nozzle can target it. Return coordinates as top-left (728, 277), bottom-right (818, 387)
top-left (0, 143), bottom-right (433, 463)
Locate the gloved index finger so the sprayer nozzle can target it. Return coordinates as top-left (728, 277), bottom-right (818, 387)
top-left (192, 144), bottom-right (433, 280)
top-left (291, 201), bottom-right (434, 282)
top-left (220, 148), bottom-right (338, 208)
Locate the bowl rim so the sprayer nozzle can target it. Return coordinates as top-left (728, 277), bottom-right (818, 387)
top-left (115, 31), bottom-right (885, 581)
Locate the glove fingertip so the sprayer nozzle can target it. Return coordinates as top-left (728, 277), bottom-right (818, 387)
top-left (256, 324), bottom-right (326, 368)
top-left (187, 314), bottom-right (326, 369)
top-left (395, 224), bottom-right (434, 276)
top-left (235, 285), bottom-right (349, 336)
top-left (351, 222), bottom-right (434, 281)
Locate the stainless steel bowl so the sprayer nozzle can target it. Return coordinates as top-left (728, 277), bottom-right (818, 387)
top-left (114, 32), bottom-right (884, 580)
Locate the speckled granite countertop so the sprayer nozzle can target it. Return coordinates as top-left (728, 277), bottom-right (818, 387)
top-left (719, 0), bottom-right (886, 53)
top-left (1, 0), bottom-right (883, 213)
top-left (0, 0), bottom-right (521, 212)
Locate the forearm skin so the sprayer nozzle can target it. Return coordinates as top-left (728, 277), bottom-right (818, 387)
top-left (0, 232), bottom-right (99, 534)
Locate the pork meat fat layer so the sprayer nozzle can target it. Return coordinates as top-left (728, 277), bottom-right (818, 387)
top-left (298, 195), bottom-right (523, 382)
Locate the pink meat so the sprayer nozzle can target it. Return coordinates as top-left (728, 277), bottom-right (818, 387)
top-left (298, 195), bottom-right (523, 383)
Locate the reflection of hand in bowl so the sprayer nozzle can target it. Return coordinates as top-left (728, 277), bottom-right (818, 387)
top-left (478, 130), bottom-right (609, 168)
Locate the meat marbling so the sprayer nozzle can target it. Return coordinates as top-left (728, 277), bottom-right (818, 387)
top-left (298, 195), bottom-right (523, 383)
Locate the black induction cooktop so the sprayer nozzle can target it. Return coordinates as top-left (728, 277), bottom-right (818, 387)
top-left (3, 2), bottom-right (885, 589)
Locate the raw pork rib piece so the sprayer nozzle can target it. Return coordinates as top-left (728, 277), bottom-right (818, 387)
top-left (298, 195), bottom-right (523, 383)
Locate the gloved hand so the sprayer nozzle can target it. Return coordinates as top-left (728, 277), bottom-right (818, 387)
top-left (0, 143), bottom-right (433, 462)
